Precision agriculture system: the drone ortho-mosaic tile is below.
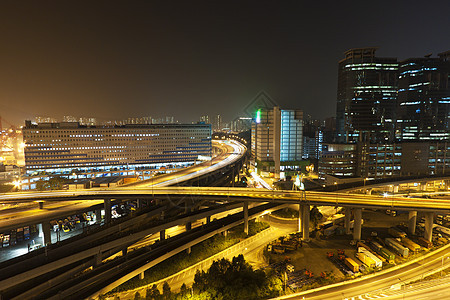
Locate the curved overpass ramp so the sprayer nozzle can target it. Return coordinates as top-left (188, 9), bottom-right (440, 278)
top-left (129, 139), bottom-right (247, 187)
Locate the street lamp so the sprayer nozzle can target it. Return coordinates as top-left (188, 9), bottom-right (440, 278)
top-left (13, 180), bottom-right (21, 191)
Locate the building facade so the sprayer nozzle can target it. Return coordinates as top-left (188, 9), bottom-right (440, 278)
top-left (22, 121), bottom-right (211, 189)
top-left (336, 48), bottom-right (399, 143)
top-left (319, 141), bottom-right (450, 180)
top-left (397, 51), bottom-right (450, 141)
top-left (252, 107), bottom-right (303, 176)
top-left (318, 144), bottom-right (357, 178)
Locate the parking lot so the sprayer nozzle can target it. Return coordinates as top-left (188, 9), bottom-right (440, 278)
top-left (266, 209), bottom-right (449, 291)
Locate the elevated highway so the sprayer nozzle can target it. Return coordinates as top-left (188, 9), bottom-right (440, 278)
top-left (1, 184), bottom-right (449, 250)
top-left (0, 201), bottom-right (287, 299)
top-left (1, 167), bottom-right (449, 298)
top-left (2, 187), bottom-right (450, 212)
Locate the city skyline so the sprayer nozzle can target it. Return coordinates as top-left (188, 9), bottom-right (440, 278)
top-left (1, 1), bottom-right (449, 126)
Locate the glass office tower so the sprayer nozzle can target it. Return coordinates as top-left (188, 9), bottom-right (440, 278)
top-left (397, 51), bottom-right (450, 140)
top-left (336, 48), bottom-right (398, 143)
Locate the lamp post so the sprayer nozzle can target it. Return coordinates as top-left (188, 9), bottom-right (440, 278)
top-left (334, 182), bottom-right (338, 206)
top-left (363, 177), bottom-right (368, 194)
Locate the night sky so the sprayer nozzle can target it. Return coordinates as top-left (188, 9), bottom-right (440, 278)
top-left (1, 1), bottom-right (449, 126)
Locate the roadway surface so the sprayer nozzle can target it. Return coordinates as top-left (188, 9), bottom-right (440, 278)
top-left (130, 139), bottom-right (246, 187)
top-left (2, 187), bottom-right (450, 213)
top-left (359, 275), bottom-right (450, 299)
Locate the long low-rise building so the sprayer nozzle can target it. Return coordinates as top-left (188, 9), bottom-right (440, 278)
top-left (319, 141), bottom-right (450, 180)
top-left (21, 121), bottom-right (212, 189)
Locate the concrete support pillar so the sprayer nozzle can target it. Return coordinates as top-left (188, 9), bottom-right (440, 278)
top-left (344, 207), bottom-right (352, 235)
top-left (353, 208), bottom-right (362, 241)
top-left (408, 211), bottom-right (417, 235)
top-left (186, 247), bottom-right (191, 254)
top-left (185, 221), bottom-right (192, 231)
top-left (297, 204), bottom-right (302, 233)
top-left (223, 230), bottom-right (228, 237)
top-left (122, 248), bottom-right (127, 256)
top-left (136, 199), bottom-right (142, 209)
top-left (41, 222), bottom-right (52, 246)
top-left (301, 204), bottom-right (310, 241)
top-left (421, 183), bottom-right (427, 191)
top-left (424, 212), bottom-right (434, 242)
top-left (94, 252), bottom-right (102, 267)
top-left (139, 272), bottom-right (145, 280)
top-left (160, 229), bottom-right (166, 241)
top-left (185, 199), bottom-right (192, 214)
top-left (104, 198), bottom-right (112, 224)
top-left (206, 215), bottom-right (211, 224)
top-left (38, 201), bottom-right (44, 209)
top-left (393, 185), bottom-right (399, 193)
top-left (95, 209), bottom-right (102, 224)
top-left (160, 210), bottom-right (165, 220)
top-left (244, 201), bottom-right (249, 235)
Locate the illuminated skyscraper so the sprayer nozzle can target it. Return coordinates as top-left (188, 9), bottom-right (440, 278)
top-left (200, 115), bottom-right (210, 124)
top-left (336, 48), bottom-right (398, 143)
top-left (397, 51), bottom-right (450, 140)
top-left (213, 114), bottom-right (222, 131)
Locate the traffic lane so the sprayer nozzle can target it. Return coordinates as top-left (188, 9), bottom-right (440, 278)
top-left (150, 141), bottom-right (246, 187)
top-left (131, 140), bottom-right (244, 188)
top-left (359, 276), bottom-right (450, 300)
top-left (4, 186), bottom-right (450, 213)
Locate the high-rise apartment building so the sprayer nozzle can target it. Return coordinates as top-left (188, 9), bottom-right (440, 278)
top-left (231, 117), bottom-right (252, 132)
top-left (79, 117), bottom-right (97, 126)
top-left (35, 116), bottom-right (58, 124)
top-left (336, 48), bottom-right (398, 143)
top-left (200, 115), bottom-right (210, 124)
top-left (397, 51), bottom-right (450, 140)
top-left (213, 115), bottom-right (222, 131)
top-left (252, 107), bottom-right (303, 176)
